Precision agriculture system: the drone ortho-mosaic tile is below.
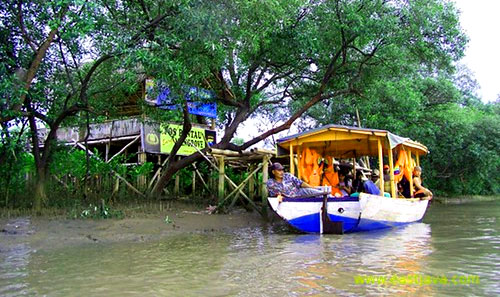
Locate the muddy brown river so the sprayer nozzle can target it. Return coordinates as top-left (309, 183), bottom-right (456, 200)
top-left (1, 200), bottom-right (499, 296)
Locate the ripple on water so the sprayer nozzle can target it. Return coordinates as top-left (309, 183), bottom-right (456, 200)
top-left (0, 201), bottom-right (499, 296)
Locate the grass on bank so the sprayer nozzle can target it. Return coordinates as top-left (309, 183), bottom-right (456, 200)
top-left (0, 197), bottom-right (215, 220)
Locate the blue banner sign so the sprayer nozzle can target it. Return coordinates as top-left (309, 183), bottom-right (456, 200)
top-left (145, 79), bottom-right (217, 118)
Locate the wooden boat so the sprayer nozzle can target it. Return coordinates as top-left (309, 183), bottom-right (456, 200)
top-left (267, 125), bottom-right (430, 234)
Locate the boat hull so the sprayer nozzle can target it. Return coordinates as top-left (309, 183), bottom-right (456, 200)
top-left (268, 193), bottom-right (429, 234)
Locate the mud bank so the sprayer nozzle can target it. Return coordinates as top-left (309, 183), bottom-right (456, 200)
top-left (0, 205), bottom-right (267, 252)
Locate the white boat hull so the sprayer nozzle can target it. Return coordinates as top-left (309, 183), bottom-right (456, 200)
top-left (268, 193), bottom-right (429, 234)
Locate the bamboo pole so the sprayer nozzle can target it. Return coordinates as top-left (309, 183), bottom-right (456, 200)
top-left (387, 147), bottom-right (396, 198)
top-left (137, 148), bottom-right (147, 190)
top-left (210, 148), bottom-right (244, 156)
top-left (289, 143), bottom-right (294, 176)
top-left (75, 142), bottom-right (145, 197)
top-left (409, 150), bottom-right (414, 197)
top-left (377, 138), bottom-right (384, 195)
top-left (192, 168), bottom-right (196, 197)
top-left (192, 163), bottom-right (209, 191)
top-left (174, 157), bottom-right (180, 197)
top-left (148, 156), bottom-right (168, 190)
top-left (262, 155), bottom-right (269, 216)
top-left (218, 155), bottom-right (225, 202)
top-left (105, 143), bottom-right (110, 162)
top-left (416, 153), bottom-right (420, 166)
top-left (107, 135), bottom-right (140, 163)
top-left (297, 146), bottom-right (302, 179)
top-left (352, 157), bottom-right (356, 179)
top-left (225, 163), bottom-right (263, 209)
top-left (188, 142), bottom-right (263, 215)
top-left (248, 165), bottom-right (255, 200)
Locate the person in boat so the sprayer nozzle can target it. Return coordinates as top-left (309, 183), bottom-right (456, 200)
top-left (398, 176), bottom-right (411, 198)
top-left (382, 165), bottom-right (392, 193)
top-left (336, 172), bottom-right (352, 196)
top-left (266, 162), bottom-right (323, 200)
top-left (352, 171), bottom-right (364, 193)
top-left (362, 174), bottom-right (381, 195)
top-left (413, 166), bottom-right (433, 199)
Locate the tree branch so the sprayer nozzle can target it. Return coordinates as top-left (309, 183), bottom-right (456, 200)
top-left (17, 0), bottom-right (38, 51)
top-left (1, 4), bottom-right (68, 123)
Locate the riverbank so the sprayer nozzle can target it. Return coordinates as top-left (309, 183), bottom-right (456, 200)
top-left (0, 201), bottom-right (267, 253)
top-left (433, 195), bottom-right (499, 204)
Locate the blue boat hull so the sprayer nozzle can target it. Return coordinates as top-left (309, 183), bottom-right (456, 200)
top-left (268, 194), bottom-right (429, 234)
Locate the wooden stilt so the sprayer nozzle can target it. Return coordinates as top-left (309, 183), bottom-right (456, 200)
top-left (137, 148), bottom-right (147, 190)
top-left (192, 168), bottom-right (196, 198)
top-left (218, 156), bottom-right (225, 202)
top-left (174, 157), bottom-right (180, 197)
top-left (186, 141), bottom-right (269, 216)
top-left (248, 165), bottom-right (255, 200)
top-left (224, 164), bottom-right (263, 209)
top-left (262, 156), bottom-right (269, 216)
top-left (105, 142), bottom-right (110, 162)
top-left (75, 142), bottom-right (145, 197)
top-left (192, 163), bottom-right (209, 192)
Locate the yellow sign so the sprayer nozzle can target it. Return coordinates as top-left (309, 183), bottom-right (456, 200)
top-left (160, 124), bottom-right (206, 155)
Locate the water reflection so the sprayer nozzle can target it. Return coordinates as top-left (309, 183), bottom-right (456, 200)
top-left (0, 218), bottom-right (33, 297)
top-left (250, 223), bottom-right (436, 296)
top-left (0, 201), bottom-right (498, 296)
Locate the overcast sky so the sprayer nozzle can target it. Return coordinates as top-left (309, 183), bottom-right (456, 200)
top-left (453, 0), bottom-right (500, 103)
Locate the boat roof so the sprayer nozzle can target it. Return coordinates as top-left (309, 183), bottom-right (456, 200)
top-left (276, 124), bottom-right (428, 158)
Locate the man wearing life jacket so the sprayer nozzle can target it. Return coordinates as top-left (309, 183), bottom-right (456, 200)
top-left (266, 162), bottom-right (323, 201)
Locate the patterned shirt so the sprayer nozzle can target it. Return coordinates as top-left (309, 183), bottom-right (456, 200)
top-left (266, 173), bottom-right (303, 197)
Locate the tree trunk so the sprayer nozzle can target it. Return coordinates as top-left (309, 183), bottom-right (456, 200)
top-left (33, 168), bottom-right (47, 212)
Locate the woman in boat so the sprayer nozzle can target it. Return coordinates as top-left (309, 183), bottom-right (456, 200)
top-left (413, 166), bottom-right (433, 199)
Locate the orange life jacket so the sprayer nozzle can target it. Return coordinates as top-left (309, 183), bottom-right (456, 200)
top-left (308, 149), bottom-right (322, 187)
top-left (394, 148), bottom-right (416, 183)
top-left (322, 156), bottom-right (342, 196)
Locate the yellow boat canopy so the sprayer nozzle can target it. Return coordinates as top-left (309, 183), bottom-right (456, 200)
top-left (276, 125), bottom-right (428, 158)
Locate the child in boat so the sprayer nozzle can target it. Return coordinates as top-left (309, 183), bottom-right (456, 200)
top-left (266, 162), bottom-right (323, 200)
top-left (336, 172), bottom-right (352, 196)
top-left (413, 166), bottom-right (433, 199)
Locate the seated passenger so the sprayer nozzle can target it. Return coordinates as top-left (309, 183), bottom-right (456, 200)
top-left (413, 166), bottom-right (433, 200)
top-left (398, 176), bottom-right (411, 198)
top-left (382, 165), bottom-right (392, 193)
top-left (352, 172), bottom-right (364, 193)
top-left (266, 162), bottom-right (323, 201)
top-left (363, 177), bottom-right (381, 196)
top-left (336, 172), bottom-right (352, 196)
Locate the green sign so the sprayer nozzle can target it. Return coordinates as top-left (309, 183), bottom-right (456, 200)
top-left (143, 123), bottom-right (216, 155)
top-left (160, 124), bottom-right (208, 155)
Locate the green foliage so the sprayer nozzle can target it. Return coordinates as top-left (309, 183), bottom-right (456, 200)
top-left (1, 0), bottom-right (495, 207)
top-left (306, 75), bottom-right (499, 196)
top-left (0, 124), bottom-right (35, 207)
